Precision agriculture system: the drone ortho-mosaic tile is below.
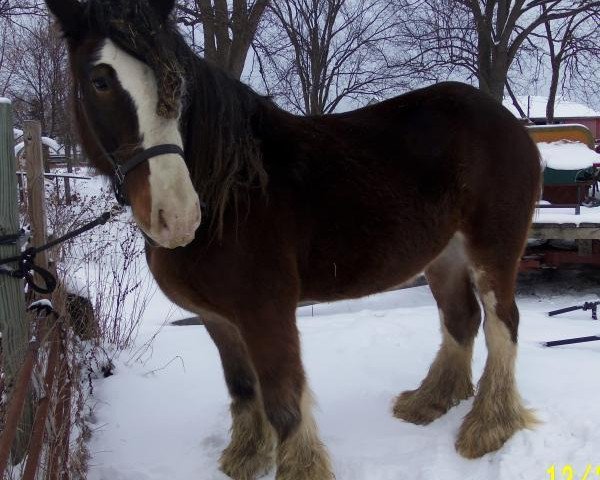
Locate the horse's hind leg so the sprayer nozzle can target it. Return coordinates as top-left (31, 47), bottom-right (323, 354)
top-left (455, 235), bottom-right (538, 459)
top-left (204, 318), bottom-right (275, 479)
top-left (393, 234), bottom-right (481, 424)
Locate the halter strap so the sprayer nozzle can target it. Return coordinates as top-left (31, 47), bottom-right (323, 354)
top-left (116, 144), bottom-right (185, 180)
top-left (77, 99), bottom-right (185, 206)
top-left (111, 144), bottom-right (185, 205)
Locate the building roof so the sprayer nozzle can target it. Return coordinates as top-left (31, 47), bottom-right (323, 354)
top-left (503, 96), bottom-right (600, 119)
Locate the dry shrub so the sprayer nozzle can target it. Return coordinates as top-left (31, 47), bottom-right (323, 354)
top-left (0, 167), bottom-right (154, 478)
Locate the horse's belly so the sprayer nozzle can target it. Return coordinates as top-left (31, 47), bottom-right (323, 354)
top-left (301, 218), bottom-right (454, 301)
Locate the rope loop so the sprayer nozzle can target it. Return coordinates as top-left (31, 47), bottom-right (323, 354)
top-left (0, 211), bottom-right (112, 294)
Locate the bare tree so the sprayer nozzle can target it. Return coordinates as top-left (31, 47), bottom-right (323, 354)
top-left (0, 0), bottom-right (42, 22)
top-left (537, 4), bottom-right (600, 122)
top-left (0, 0), bottom-right (46, 95)
top-left (401, 0), bottom-right (600, 102)
top-left (0, 24), bottom-right (18, 96)
top-left (7, 19), bottom-right (73, 145)
top-left (256, 0), bottom-right (402, 115)
top-left (176, 0), bottom-right (269, 79)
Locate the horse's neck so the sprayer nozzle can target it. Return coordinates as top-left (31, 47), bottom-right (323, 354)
top-left (184, 58), bottom-right (288, 158)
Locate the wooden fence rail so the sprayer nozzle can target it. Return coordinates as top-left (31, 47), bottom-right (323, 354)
top-left (16, 171), bottom-right (91, 205)
top-left (0, 319), bottom-right (70, 480)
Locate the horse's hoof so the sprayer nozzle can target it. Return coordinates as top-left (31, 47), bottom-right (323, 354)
top-left (275, 456), bottom-right (334, 480)
top-left (393, 389), bottom-right (447, 425)
top-left (393, 383), bottom-right (472, 426)
top-left (455, 405), bottom-right (538, 458)
top-left (276, 439), bottom-right (334, 480)
top-left (220, 444), bottom-right (275, 480)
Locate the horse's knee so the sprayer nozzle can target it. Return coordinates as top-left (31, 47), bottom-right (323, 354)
top-left (204, 318), bottom-right (259, 402)
top-left (239, 314), bottom-right (305, 440)
top-left (444, 294), bottom-right (482, 344)
top-left (263, 392), bottom-right (302, 441)
top-left (224, 366), bottom-right (257, 401)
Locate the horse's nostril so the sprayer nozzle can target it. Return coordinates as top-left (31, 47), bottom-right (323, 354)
top-left (158, 209), bottom-right (169, 231)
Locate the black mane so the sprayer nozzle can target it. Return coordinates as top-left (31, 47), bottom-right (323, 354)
top-left (183, 56), bottom-right (270, 238)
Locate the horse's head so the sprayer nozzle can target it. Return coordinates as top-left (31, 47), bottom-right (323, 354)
top-left (46, 0), bottom-right (201, 248)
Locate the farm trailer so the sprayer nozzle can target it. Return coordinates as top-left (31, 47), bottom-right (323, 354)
top-left (524, 124), bottom-right (600, 269)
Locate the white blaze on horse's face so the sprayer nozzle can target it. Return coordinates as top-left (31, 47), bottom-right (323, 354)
top-left (98, 39), bottom-right (201, 248)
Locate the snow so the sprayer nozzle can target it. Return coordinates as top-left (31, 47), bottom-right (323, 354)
top-left (86, 281), bottom-right (600, 480)
top-left (41, 136), bottom-right (61, 152)
top-left (504, 96), bottom-right (600, 119)
top-left (0, 97), bottom-right (10, 104)
top-left (29, 299), bottom-right (53, 309)
top-left (14, 136), bottom-right (62, 156)
top-left (538, 141), bottom-right (600, 170)
top-left (534, 205), bottom-right (600, 225)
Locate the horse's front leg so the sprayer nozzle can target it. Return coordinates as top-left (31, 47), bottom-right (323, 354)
top-left (239, 309), bottom-right (333, 480)
top-left (204, 318), bottom-right (276, 479)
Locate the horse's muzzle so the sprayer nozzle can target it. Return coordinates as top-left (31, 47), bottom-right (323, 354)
top-left (132, 154), bottom-right (201, 249)
top-left (151, 197), bottom-right (201, 248)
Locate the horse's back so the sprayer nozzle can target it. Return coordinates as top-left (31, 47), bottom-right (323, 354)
top-left (297, 82), bottom-right (540, 301)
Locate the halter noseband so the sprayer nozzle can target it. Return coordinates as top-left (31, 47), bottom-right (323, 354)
top-left (109, 144), bottom-right (185, 205)
top-left (78, 99), bottom-right (185, 206)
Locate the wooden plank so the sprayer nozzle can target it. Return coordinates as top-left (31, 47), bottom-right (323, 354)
top-left (530, 224), bottom-right (600, 241)
top-left (0, 343), bottom-right (36, 476)
top-left (16, 170), bottom-right (91, 180)
top-left (578, 239), bottom-right (593, 256)
top-left (0, 101), bottom-right (32, 460)
top-left (47, 336), bottom-right (71, 480)
top-left (22, 327), bottom-right (60, 479)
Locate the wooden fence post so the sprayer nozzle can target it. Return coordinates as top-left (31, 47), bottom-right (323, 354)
top-left (24, 120), bottom-right (49, 274)
top-left (65, 143), bottom-right (72, 205)
top-left (0, 100), bottom-right (32, 460)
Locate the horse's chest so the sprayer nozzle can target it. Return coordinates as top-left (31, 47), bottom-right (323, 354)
top-left (145, 246), bottom-right (213, 315)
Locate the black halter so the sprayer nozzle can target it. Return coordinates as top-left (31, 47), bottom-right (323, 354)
top-left (76, 101), bottom-right (199, 247)
top-left (101, 143), bottom-right (186, 247)
top-left (108, 144), bottom-right (185, 205)
top-left (78, 99), bottom-right (185, 206)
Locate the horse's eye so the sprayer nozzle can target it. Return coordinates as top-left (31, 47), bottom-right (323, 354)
top-left (92, 76), bottom-right (110, 92)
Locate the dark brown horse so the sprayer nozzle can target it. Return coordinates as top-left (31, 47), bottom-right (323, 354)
top-left (46, 0), bottom-right (541, 478)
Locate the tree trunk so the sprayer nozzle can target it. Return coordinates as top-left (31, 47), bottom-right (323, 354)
top-left (546, 62), bottom-right (560, 124)
top-left (194, 0), bottom-right (269, 80)
top-left (478, 53), bottom-right (509, 103)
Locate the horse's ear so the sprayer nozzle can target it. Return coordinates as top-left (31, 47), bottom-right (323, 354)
top-left (45, 0), bottom-right (85, 39)
top-left (149, 0), bottom-right (176, 20)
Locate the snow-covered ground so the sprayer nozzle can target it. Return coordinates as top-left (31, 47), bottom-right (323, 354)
top-left (86, 271), bottom-right (600, 480)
